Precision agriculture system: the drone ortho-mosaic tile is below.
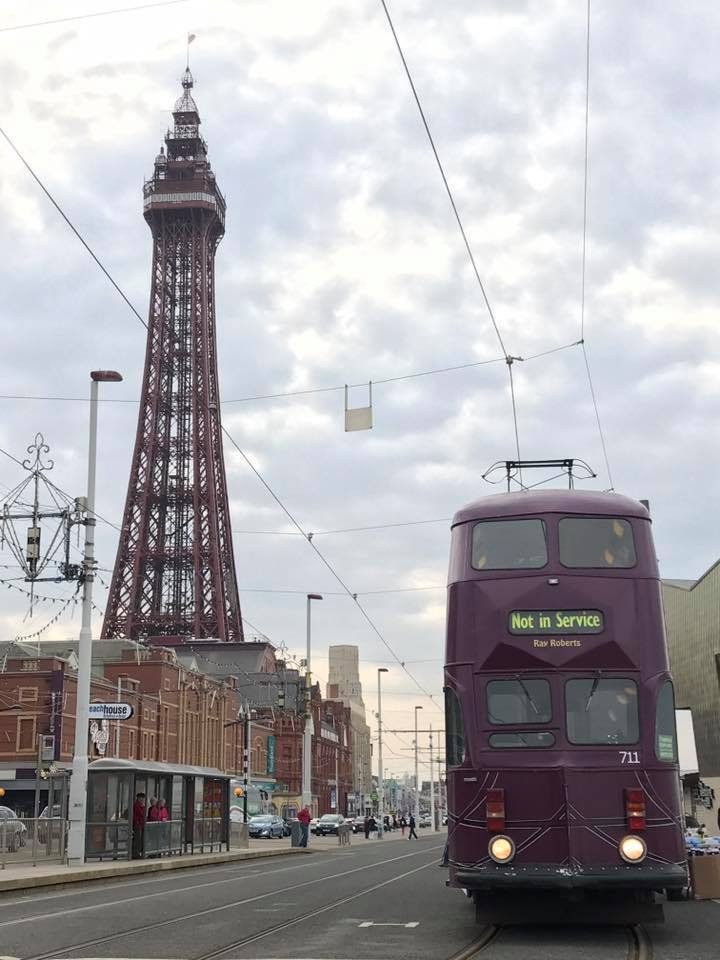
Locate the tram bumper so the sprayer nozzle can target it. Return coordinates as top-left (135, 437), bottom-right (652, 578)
top-left (453, 860), bottom-right (687, 891)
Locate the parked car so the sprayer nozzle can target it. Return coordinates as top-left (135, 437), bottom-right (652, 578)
top-left (316, 814), bottom-right (345, 836)
top-left (419, 814), bottom-right (432, 828)
top-left (282, 818), bottom-right (298, 837)
top-left (247, 815), bottom-right (285, 839)
top-left (38, 805), bottom-right (65, 845)
top-left (349, 817), bottom-right (365, 833)
top-left (0, 806), bottom-right (27, 852)
top-left (310, 817), bottom-right (321, 835)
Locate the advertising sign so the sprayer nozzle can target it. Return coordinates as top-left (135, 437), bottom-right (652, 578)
top-left (88, 702), bottom-right (134, 721)
top-left (267, 735), bottom-right (275, 776)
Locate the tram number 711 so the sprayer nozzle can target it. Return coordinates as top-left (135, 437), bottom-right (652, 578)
top-left (619, 751), bottom-right (640, 764)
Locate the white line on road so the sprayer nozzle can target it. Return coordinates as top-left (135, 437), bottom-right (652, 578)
top-left (358, 921), bottom-right (419, 927)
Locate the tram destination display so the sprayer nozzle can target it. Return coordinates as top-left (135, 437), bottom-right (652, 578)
top-left (508, 609), bottom-right (604, 635)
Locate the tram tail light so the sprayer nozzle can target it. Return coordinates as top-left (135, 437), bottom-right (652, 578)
top-left (624, 788), bottom-right (646, 831)
top-left (486, 788), bottom-right (506, 833)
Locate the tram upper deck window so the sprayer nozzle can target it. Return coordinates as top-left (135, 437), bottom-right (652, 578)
top-left (487, 678), bottom-right (552, 725)
top-left (565, 678), bottom-right (638, 744)
top-left (559, 517), bottom-right (636, 569)
top-left (471, 519), bottom-right (547, 570)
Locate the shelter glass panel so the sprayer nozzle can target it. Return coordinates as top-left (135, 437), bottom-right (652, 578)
top-left (471, 519), bottom-right (547, 571)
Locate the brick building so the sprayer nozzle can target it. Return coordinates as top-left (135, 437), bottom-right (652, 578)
top-left (0, 642), bottom-right (273, 812)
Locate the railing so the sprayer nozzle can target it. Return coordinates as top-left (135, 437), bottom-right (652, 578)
top-left (144, 819), bottom-right (184, 857)
top-left (192, 817), bottom-right (226, 854)
top-left (85, 820), bottom-right (131, 861)
top-left (0, 817), bottom-right (68, 869)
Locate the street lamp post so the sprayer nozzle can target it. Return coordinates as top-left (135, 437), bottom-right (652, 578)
top-left (429, 723), bottom-right (436, 832)
top-left (67, 370), bottom-right (123, 865)
top-left (414, 705), bottom-right (423, 827)
top-left (301, 594), bottom-right (323, 811)
top-left (377, 668), bottom-right (388, 839)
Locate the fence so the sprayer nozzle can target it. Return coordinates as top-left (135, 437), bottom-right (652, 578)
top-left (144, 819), bottom-right (184, 857)
top-left (0, 817), bottom-right (68, 869)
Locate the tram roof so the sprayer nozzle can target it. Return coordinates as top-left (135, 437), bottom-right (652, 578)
top-left (452, 488), bottom-right (649, 527)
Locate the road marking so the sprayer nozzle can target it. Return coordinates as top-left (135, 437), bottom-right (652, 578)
top-left (358, 921), bottom-right (419, 928)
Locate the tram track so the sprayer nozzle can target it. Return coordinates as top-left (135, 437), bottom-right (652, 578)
top-left (445, 923), bottom-right (652, 960)
top-left (17, 844), bottom-right (443, 960)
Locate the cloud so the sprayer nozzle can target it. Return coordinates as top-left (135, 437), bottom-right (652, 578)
top-left (0, 0), bottom-right (718, 773)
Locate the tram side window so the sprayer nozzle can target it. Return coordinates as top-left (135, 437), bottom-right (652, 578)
top-left (487, 678), bottom-right (551, 725)
top-left (559, 517), bottom-right (636, 569)
top-left (565, 678), bottom-right (638, 744)
top-left (445, 687), bottom-right (465, 767)
top-left (655, 680), bottom-right (678, 763)
top-left (471, 519), bottom-right (547, 570)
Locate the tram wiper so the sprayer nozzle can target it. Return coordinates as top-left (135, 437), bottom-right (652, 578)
top-left (514, 675), bottom-right (540, 715)
top-left (584, 676), bottom-right (600, 712)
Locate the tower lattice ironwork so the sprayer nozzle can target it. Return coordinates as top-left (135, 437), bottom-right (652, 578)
top-left (102, 69), bottom-right (243, 643)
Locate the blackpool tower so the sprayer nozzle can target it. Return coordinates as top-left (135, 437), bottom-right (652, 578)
top-left (102, 70), bottom-right (243, 643)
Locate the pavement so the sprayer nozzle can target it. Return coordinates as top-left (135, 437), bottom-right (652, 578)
top-left (0, 832), bottom-right (717, 960)
top-left (0, 829), bottom-right (402, 893)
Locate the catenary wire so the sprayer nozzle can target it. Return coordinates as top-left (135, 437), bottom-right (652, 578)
top-left (221, 423), bottom-right (442, 712)
top-left (0, 0), bottom-right (190, 33)
top-left (0, 126), bottom-right (148, 330)
top-left (576, 1), bottom-right (614, 490)
top-left (0, 339), bottom-right (582, 407)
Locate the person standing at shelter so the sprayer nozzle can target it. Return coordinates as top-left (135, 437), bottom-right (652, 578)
top-left (408, 813), bottom-right (418, 840)
top-left (158, 798), bottom-right (169, 822)
top-left (297, 805), bottom-right (311, 847)
top-left (147, 797), bottom-right (160, 822)
top-left (132, 792), bottom-right (146, 859)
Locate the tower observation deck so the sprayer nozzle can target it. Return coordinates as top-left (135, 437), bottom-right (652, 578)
top-left (102, 69), bottom-right (243, 643)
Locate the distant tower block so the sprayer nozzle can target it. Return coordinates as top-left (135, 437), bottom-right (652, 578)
top-left (102, 70), bottom-right (243, 643)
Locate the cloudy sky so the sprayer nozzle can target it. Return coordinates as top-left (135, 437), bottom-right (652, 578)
top-left (1, 0), bottom-right (718, 777)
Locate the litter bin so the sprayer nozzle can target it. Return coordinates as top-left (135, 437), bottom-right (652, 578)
top-left (290, 821), bottom-right (304, 847)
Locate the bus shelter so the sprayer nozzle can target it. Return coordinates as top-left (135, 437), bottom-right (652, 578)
top-left (85, 758), bottom-right (230, 861)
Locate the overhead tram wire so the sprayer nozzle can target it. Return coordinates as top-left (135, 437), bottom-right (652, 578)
top-left (0, 127), bottom-right (148, 330)
top-left (221, 423), bottom-right (442, 712)
top-left (0, 0), bottom-right (190, 33)
top-left (577, 0), bottom-right (615, 490)
top-left (377, 0), bottom-right (523, 473)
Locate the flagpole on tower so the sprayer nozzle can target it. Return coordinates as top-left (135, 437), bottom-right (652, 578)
top-left (187, 32), bottom-right (196, 70)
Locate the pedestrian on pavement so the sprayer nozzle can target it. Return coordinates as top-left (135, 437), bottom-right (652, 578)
top-left (363, 816), bottom-right (370, 839)
top-left (400, 815), bottom-right (407, 837)
top-left (383, 814), bottom-right (390, 833)
top-left (392, 815), bottom-right (398, 831)
top-left (297, 805), bottom-right (311, 847)
top-left (408, 814), bottom-right (418, 840)
top-left (368, 815), bottom-right (377, 838)
top-left (132, 792), bottom-right (146, 859)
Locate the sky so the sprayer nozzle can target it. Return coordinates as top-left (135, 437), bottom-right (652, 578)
top-left (1, 0), bottom-right (718, 778)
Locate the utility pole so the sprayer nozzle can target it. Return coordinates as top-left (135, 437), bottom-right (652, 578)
top-left (67, 370), bottom-right (122, 865)
top-left (429, 723), bottom-right (436, 832)
top-left (302, 594), bottom-right (322, 811)
top-left (377, 668), bottom-right (388, 838)
top-left (413, 705), bottom-right (423, 826)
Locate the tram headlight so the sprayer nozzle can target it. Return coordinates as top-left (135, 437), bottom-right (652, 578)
top-left (619, 835), bottom-right (647, 863)
top-left (488, 835), bottom-right (515, 864)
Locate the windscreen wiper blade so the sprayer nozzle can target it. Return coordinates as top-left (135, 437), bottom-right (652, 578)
top-left (514, 674), bottom-right (540, 715)
top-left (584, 676), bottom-right (600, 712)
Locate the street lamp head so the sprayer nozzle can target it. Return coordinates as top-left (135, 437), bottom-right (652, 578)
top-left (307, 593), bottom-right (323, 601)
top-left (90, 370), bottom-right (123, 383)
top-left (415, 705), bottom-right (423, 711)
top-left (378, 667), bottom-right (389, 674)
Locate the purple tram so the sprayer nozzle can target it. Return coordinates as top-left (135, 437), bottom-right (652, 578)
top-left (444, 489), bottom-right (687, 922)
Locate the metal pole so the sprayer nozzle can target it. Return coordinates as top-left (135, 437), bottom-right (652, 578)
top-left (67, 377), bottom-right (100, 864)
top-left (414, 706), bottom-right (422, 827)
top-left (377, 669), bottom-right (384, 839)
top-left (243, 708), bottom-right (249, 824)
top-left (115, 677), bottom-right (121, 757)
top-left (301, 598), bottom-right (312, 809)
top-left (429, 724), bottom-right (436, 832)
